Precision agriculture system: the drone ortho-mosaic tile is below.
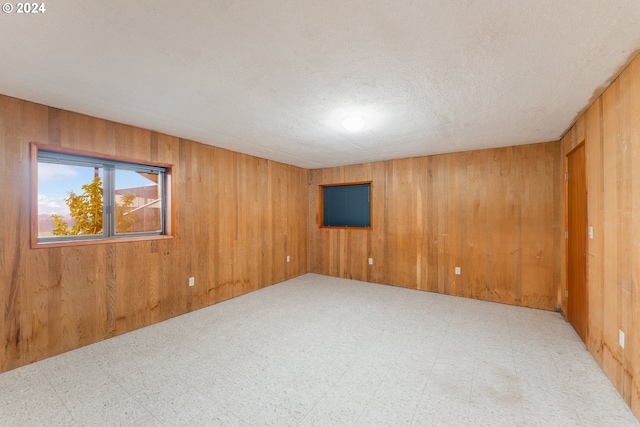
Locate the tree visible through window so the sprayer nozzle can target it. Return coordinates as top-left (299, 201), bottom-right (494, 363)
top-left (33, 144), bottom-right (170, 245)
top-left (49, 175), bottom-right (138, 236)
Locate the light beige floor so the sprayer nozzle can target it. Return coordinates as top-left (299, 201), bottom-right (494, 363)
top-left (1, 273), bottom-right (637, 426)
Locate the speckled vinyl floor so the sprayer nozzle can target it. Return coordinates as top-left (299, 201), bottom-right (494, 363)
top-left (1, 273), bottom-right (637, 426)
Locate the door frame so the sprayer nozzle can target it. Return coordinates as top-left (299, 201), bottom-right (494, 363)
top-left (565, 140), bottom-right (588, 344)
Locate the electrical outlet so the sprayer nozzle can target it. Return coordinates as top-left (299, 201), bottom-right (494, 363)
top-left (455, 267), bottom-right (461, 275)
top-left (619, 330), bottom-right (625, 348)
top-left (368, 258), bottom-right (373, 265)
top-left (286, 255), bottom-right (290, 263)
top-left (188, 277), bottom-right (195, 287)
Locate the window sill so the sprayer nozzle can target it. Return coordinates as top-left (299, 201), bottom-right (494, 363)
top-left (31, 234), bottom-right (173, 249)
top-left (319, 226), bottom-right (372, 230)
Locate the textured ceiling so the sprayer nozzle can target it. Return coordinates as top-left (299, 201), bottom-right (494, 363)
top-left (1, 1), bottom-right (640, 168)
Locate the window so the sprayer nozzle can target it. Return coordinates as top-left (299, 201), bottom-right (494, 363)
top-left (320, 182), bottom-right (372, 228)
top-left (32, 143), bottom-right (172, 247)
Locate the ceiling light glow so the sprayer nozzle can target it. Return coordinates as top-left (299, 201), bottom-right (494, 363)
top-left (342, 116), bottom-right (365, 132)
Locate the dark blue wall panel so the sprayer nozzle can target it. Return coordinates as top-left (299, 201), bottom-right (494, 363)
top-left (323, 183), bottom-right (370, 227)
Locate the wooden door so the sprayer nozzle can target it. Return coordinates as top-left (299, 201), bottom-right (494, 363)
top-left (567, 143), bottom-right (588, 343)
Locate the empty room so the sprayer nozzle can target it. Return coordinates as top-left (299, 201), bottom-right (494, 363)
top-left (1, 1), bottom-right (639, 426)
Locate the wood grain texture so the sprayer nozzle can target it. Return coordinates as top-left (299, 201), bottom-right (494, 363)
top-left (567, 143), bottom-right (587, 343)
top-left (2, 51), bottom-right (638, 418)
top-left (308, 141), bottom-right (562, 310)
top-left (560, 52), bottom-right (640, 419)
top-left (0, 94), bottom-right (308, 372)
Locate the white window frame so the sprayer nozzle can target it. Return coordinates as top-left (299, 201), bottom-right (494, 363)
top-left (31, 143), bottom-right (173, 248)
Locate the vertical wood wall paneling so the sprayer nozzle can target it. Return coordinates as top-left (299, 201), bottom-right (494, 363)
top-left (308, 142), bottom-right (562, 311)
top-left (629, 56), bottom-right (640, 416)
top-left (618, 62), bottom-right (635, 401)
top-left (370, 161), bottom-right (387, 284)
top-left (0, 94), bottom-right (308, 373)
top-left (23, 103), bottom-right (49, 364)
top-left (2, 50), bottom-right (639, 419)
top-left (585, 99), bottom-right (604, 364)
top-left (561, 53), bottom-right (640, 418)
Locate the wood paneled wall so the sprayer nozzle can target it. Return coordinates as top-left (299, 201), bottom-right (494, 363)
top-left (4, 54), bottom-right (638, 417)
top-left (308, 141), bottom-right (562, 310)
top-left (0, 95), bottom-right (308, 372)
top-left (560, 53), bottom-right (640, 418)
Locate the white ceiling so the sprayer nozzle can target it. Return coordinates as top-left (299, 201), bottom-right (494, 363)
top-left (1, 1), bottom-right (640, 169)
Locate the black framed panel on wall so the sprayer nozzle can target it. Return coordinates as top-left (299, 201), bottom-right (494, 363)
top-left (319, 181), bottom-right (372, 229)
